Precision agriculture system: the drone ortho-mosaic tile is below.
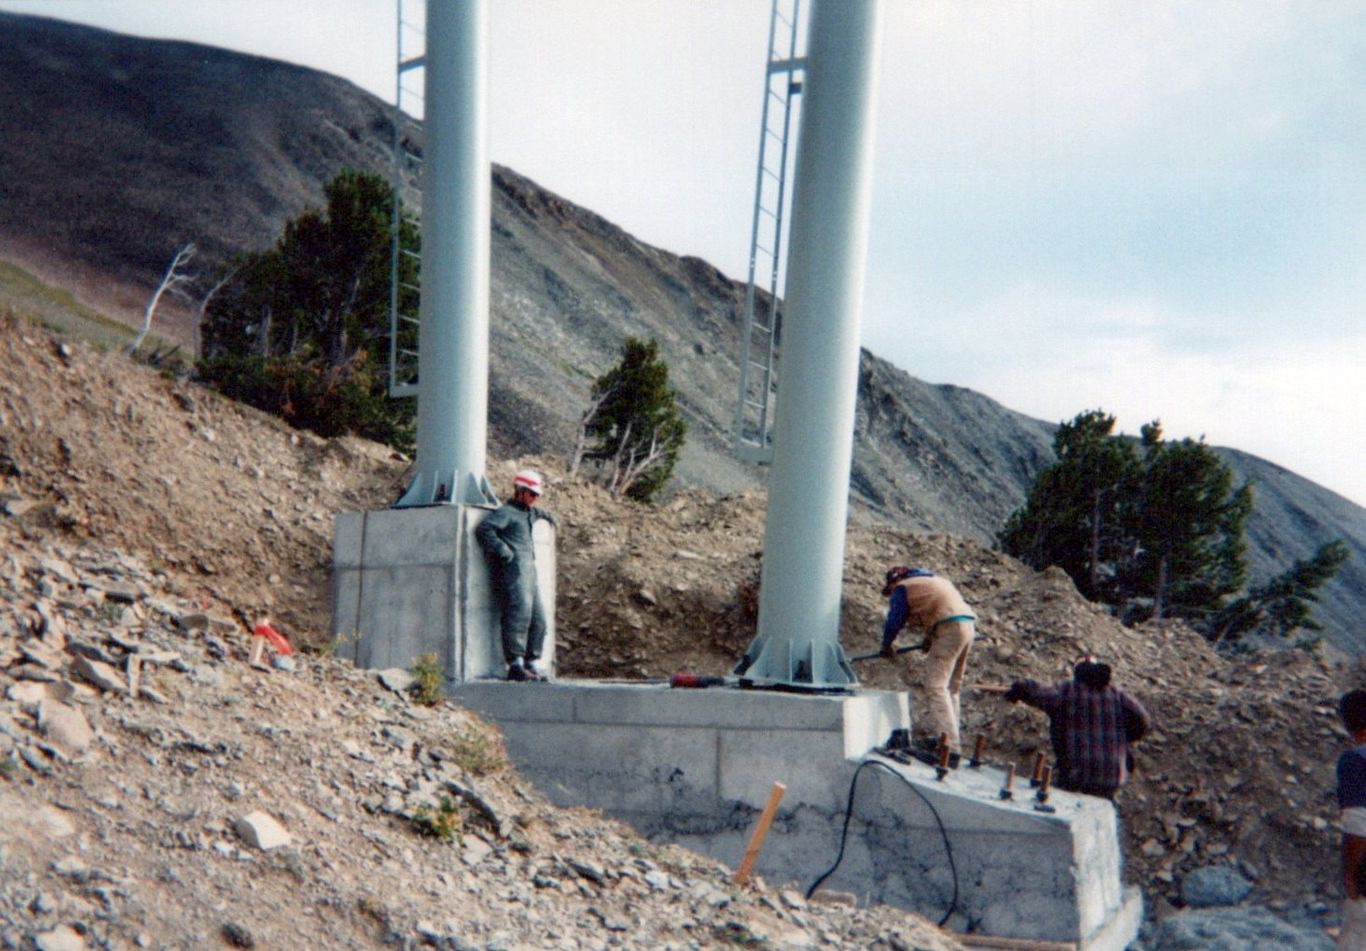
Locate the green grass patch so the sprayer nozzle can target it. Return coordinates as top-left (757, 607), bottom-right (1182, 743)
top-left (410, 796), bottom-right (463, 841)
top-left (0, 260), bottom-right (188, 370)
top-left (410, 653), bottom-right (444, 706)
top-left (0, 259), bottom-right (132, 348)
top-left (447, 721), bottom-right (508, 777)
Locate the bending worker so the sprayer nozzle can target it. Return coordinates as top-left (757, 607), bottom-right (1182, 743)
top-left (1003, 656), bottom-right (1151, 799)
top-left (879, 566), bottom-right (976, 755)
top-left (475, 468), bottom-right (557, 682)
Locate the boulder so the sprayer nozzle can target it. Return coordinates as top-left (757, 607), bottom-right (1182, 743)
top-left (69, 655), bottom-right (126, 694)
top-left (1150, 906), bottom-right (1332, 950)
top-left (1181, 864), bottom-right (1253, 908)
top-left (37, 699), bottom-right (93, 754)
top-left (233, 810), bottom-right (292, 851)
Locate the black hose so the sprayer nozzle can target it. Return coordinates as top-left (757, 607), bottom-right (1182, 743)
top-left (804, 755), bottom-right (959, 927)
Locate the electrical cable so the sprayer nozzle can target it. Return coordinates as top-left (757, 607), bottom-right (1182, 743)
top-left (805, 754), bottom-right (959, 927)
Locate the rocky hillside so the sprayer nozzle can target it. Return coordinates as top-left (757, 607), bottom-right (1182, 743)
top-left (0, 518), bottom-right (964, 950)
top-left (3, 12), bottom-right (1363, 658)
top-left (0, 311), bottom-right (1357, 947)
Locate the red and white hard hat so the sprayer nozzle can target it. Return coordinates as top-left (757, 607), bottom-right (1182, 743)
top-left (513, 468), bottom-right (544, 496)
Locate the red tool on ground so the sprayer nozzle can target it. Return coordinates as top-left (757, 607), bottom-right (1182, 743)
top-left (252, 619), bottom-right (293, 655)
top-left (669, 672), bottom-right (732, 689)
top-left (249, 617), bottom-right (293, 668)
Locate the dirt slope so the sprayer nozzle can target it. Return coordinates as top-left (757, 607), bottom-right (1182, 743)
top-left (1, 322), bottom-right (966, 947)
top-left (0, 318), bottom-right (1355, 941)
top-left (0, 527), bottom-right (965, 950)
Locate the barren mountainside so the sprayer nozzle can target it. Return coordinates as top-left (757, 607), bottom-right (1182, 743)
top-left (0, 9), bottom-right (1362, 655)
top-left (0, 305), bottom-right (1354, 948)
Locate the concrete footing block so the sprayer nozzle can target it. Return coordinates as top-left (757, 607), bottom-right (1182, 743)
top-left (332, 505), bottom-right (556, 685)
top-left (450, 680), bottom-right (1142, 949)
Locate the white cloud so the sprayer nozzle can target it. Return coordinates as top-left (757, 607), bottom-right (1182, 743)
top-left (871, 285), bottom-right (1366, 506)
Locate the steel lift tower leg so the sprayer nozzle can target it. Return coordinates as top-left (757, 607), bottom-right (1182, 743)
top-left (398, 0), bottom-right (495, 507)
top-left (335, 0), bottom-right (557, 686)
top-left (737, 0), bottom-right (884, 689)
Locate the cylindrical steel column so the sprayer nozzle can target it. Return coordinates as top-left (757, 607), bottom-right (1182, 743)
top-left (402, 0), bottom-right (492, 506)
top-left (738, 0), bottom-right (884, 688)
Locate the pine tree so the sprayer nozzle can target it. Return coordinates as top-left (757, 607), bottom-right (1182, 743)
top-left (570, 337), bottom-right (687, 502)
top-left (1212, 539), bottom-right (1349, 646)
top-left (999, 410), bottom-right (1136, 598)
top-left (1000, 410), bottom-right (1268, 637)
top-left (198, 170), bottom-right (418, 449)
top-left (1119, 423), bottom-right (1251, 624)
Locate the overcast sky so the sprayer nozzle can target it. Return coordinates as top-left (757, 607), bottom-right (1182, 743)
top-left (5, 1), bottom-right (1364, 509)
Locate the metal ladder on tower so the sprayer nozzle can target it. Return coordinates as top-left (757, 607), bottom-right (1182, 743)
top-left (388, 0), bottom-right (425, 397)
top-left (732, 0), bottom-right (806, 463)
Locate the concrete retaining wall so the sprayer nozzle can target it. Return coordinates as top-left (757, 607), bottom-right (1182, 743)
top-left (454, 680), bottom-right (1141, 949)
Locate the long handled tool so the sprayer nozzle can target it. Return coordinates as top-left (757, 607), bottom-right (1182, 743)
top-left (847, 639), bottom-right (929, 663)
top-left (669, 672), bottom-right (738, 689)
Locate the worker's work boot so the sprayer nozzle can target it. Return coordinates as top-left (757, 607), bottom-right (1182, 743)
top-left (506, 662), bottom-right (532, 682)
top-left (525, 663), bottom-right (547, 682)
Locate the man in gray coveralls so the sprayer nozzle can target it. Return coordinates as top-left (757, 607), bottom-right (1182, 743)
top-left (475, 468), bottom-right (556, 682)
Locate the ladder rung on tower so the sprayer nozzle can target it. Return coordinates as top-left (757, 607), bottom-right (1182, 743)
top-left (733, 0), bottom-right (805, 463)
top-left (388, 0), bottom-right (425, 398)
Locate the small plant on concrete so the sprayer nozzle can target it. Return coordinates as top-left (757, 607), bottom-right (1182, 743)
top-left (410, 653), bottom-right (443, 706)
top-left (411, 796), bottom-right (463, 841)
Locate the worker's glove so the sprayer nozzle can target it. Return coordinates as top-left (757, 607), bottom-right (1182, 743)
top-left (879, 643), bottom-right (897, 660)
top-left (1003, 683), bottom-right (1026, 703)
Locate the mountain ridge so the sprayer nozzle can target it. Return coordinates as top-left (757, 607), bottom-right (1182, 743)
top-left (0, 10), bottom-right (1361, 653)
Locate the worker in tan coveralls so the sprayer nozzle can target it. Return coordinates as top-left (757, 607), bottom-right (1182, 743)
top-left (879, 566), bottom-right (976, 755)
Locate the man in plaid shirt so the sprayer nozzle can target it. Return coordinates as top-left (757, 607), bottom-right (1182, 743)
top-left (1003, 656), bottom-right (1151, 799)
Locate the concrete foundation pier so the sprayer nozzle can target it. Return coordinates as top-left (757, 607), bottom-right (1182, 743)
top-left (331, 505), bottom-right (557, 681)
top-left (453, 681), bottom-right (1142, 950)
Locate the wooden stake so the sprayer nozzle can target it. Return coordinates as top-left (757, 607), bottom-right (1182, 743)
top-left (735, 781), bottom-right (786, 886)
top-left (248, 635), bottom-right (267, 669)
top-left (969, 682), bottom-right (1010, 694)
top-left (126, 655), bottom-right (142, 700)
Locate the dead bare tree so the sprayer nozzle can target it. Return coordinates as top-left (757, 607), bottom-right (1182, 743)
top-left (192, 264), bottom-right (238, 361)
top-left (612, 427), bottom-right (669, 499)
top-left (570, 337), bottom-right (687, 501)
top-left (126, 242), bottom-right (196, 356)
top-left (603, 419), bottom-right (635, 496)
top-left (566, 382), bottom-right (618, 477)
